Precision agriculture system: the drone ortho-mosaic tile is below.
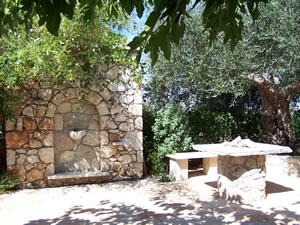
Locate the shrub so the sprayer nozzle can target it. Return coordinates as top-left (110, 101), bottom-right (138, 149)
top-left (150, 103), bottom-right (192, 174)
top-left (0, 171), bottom-right (18, 193)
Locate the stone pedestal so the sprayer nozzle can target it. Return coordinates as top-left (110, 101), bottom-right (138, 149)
top-left (217, 155), bottom-right (266, 202)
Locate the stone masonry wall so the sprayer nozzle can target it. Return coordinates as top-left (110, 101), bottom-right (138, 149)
top-left (6, 66), bottom-right (143, 187)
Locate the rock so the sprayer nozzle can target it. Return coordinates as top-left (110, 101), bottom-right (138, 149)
top-left (109, 132), bottom-right (120, 142)
top-left (120, 122), bottom-right (134, 132)
top-left (39, 148), bottom-right (54, 164)
top-left (36, 105), bottom-right (47, 117)
top-left (27, 169), bottom-right (44, 182)
top-left (7, 150), bottom-right (16, 166)
top-left (87, 91), bottom-right (103, 105)
top-left (38, 89), bottom-right (53, 101)
top-left (46, 103), bottom-right (56, 117)
top-left (29, 137), bottom-right (42, 148)
top-left (100, 159), bottom-right (110, 171)
top-left (108, 82), bottom-right (126, 92)
top-left (17, 154), bottom-right (27, 165)
top-left (34, 131), bottom-right (46, 140)
top-left (91, 159), bottom-right (100, 170)
top-left (123, 132), bottom-right (143, 150)
top-left (135, 117), bottom-right (143, 130)
top-left (23, 106), bottom-right (34, 117)
top-left (75, 145), bottom-right (94, 159)
top-left (101, 116), bottom-right (117, 129)
top-left (45, 164), bottom-right (55, 176)
top-left (100, 131), bottom-right (109, 145)
top-left (134, 91), bottom-right (143, 103)
top-left (96, 102), bottom-right (109, 115)
top-left (114, 113), bottom-right (126, 122)
top-left (127, 104), bottom-right (142, 116)
top-left (120, 95), bottom-right (134, 104)
top-left (43, 132), bottom-right (54, 146)
top-left (27, 150), bottom-right (38, 155)
top-left (118, 155), bottom-right (132, 164)
top-left (82, 131), bottom-right (101, 146)
top-left (54, 114), bottom-right (63, 130)
top-left (111, 162), bottom-right (122, 172)
top-left (100, 145), bottom-right (117, 158)
top-left (6, 131), bottom-right (28, 149)
top-left (16, 117), bottom-right (23, 131)
top-left (23, 118), bottom-right (37, 131)
top-left (8, 165), bottom-right (26, 182)
top-left (88, 119), bottom-right (99, 130)
top-left (55, 133), bottom-right (73, 151)
top-left (27, 155), bottom-right (40, 164)
top-left (111, 104), bottom-right (124, 114)
top-left (137, 151), bottom-right (143, 163)
top-left (5, 119), bottom-right (15, 131)
top-left (59, 151), bottom-right (75, 163)
top-left (38, 118), bottom-right (53, 130)
top-left (57, 103), bottom-right (71, 113)
top-left (52, 92), bottom-right (65, 105)
top-left (100, 88), bottom-right (111, 102)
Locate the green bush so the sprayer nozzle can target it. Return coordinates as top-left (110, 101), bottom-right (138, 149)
top-left (149, 103), bottom-right (192, 174)
top-left (0, 171), bottom-right (18, 193)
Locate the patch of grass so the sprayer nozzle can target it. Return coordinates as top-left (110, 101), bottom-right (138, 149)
top-left (0, 171), bottom-right (18, 193)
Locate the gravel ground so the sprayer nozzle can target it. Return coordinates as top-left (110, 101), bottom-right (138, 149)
top-left (0, 175), bottom-right (299, 225)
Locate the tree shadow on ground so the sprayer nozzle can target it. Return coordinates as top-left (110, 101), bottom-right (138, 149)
top-left (24, 179), bottom-right (300, 225)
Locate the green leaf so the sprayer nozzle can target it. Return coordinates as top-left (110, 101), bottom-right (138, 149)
top-left (145, 11), bottom-right (160, 28)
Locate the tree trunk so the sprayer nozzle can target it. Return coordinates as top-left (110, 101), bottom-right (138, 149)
top-left (258, 88), bottom-right (295, 148)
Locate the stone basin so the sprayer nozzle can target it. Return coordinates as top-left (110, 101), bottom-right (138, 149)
top-left (69, 130), bottom-right (87, 140)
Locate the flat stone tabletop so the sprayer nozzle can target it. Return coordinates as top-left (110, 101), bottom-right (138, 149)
top-left (192, 137), bottom-right (292, 157)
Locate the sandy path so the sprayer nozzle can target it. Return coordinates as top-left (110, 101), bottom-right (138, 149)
top-left (0, 175), bottom-right (299, 225)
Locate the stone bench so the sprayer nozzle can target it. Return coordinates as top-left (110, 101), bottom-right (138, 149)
top-left (166, 152), bottom-right (217, 181)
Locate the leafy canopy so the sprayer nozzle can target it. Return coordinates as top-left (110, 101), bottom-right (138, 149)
top-left (0, 0), bottom-right (268, 65)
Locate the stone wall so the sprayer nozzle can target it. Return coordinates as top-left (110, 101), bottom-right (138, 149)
top-left (6, 67), bottom-right (143, 187)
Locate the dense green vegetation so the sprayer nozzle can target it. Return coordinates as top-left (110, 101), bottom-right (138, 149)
top-left (0, 10), bottom-right (137, 118)
top-left (144, 0), bottom-right (299, 174)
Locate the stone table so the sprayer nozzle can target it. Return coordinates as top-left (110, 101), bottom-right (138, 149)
top-left (193, 137), bottom-right (292, 202)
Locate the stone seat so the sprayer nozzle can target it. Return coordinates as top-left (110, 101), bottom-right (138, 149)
top-left (48, 171), bottom-right (111, 186)
top-left (166, 152), bottom-right (217, 181)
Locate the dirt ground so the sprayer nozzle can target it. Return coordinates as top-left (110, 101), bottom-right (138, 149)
top-left (0, 174), bottom-right (299, 225)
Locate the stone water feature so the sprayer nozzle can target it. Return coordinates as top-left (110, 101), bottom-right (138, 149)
top-left (5, 66), bottom-right (143, 187)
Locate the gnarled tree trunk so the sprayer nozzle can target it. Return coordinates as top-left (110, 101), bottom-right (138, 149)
top-left (250, 74), bottom-right (300, 150)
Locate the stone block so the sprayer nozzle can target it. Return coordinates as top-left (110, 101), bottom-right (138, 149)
top-left (27, 169), bottom-right (43, 182)
top-left (45, 164), bottom-right (55, 176)
top-left (100, 131), bottom-right (109, 145)
top-left (100, 88), bottom-right (111, 102)
top-left (8, 165), bottom-right (26, 182)
top-left (96, 102), bottom-right (109, 115)
top-left (57, 103), bottom-right (71, 113)
top-left (120, 95), bottom-right (134, 104)
top-left (39, 148), bottom-right (54, 164)
top-left (87, 91), bottom-right (103, 105)
top-left (17, 154), bottom-right (27, 165)
top-left (122, 132), bottom-right (143, 150)
top-left (46, 103), bottom-right (56, 117)
top-left (38, 89), bottom-right (53, 101)
top-left (127, 104), bottom-right (142, 116)
top-left (27, 155), bottom-right (40, 164)
top-left (16, 117), bottom-right (23, 131)
top-left (43, 132), bottom-right (54, 146)
top-left (101, 116), bottom-right (117, 130)
top-left (6, 131), bottom-right (28, 149)
top-left (54, 115), bottom-right (63, 130)
top-left (59, 151), bottom-right (75, 163)
top-left (114, 113), bottom-right (126, 122)
top-left (36, 105), bottom-right (47, 117)
top-left (7, 150), bottom-right (16, 166)
top-left (100, 146), bottom-right (117, 158)
top-left (55, 133), bottom-right (73, 151)
top-left (52, 92), bottom-right (65, 105)
top-left (23, 118), bottom-right (37, 131)
top-left (135, 117), bottom-right (143, 130)
top-left (82, 131), bottom-right (101, 146)
top-left (38, 118), bottom-right (53, 130)
top-left (111, 104), bottom-right (124, 114)
top-left (5, 119), bottom-right (15, 131)
top-left (23, 106), bottom-right (34, 117)
top-left (118, 155), bottom-right (132, 164)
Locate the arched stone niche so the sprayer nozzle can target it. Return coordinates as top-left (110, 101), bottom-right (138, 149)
top-left (54, 99), bottom-right (101, 173)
